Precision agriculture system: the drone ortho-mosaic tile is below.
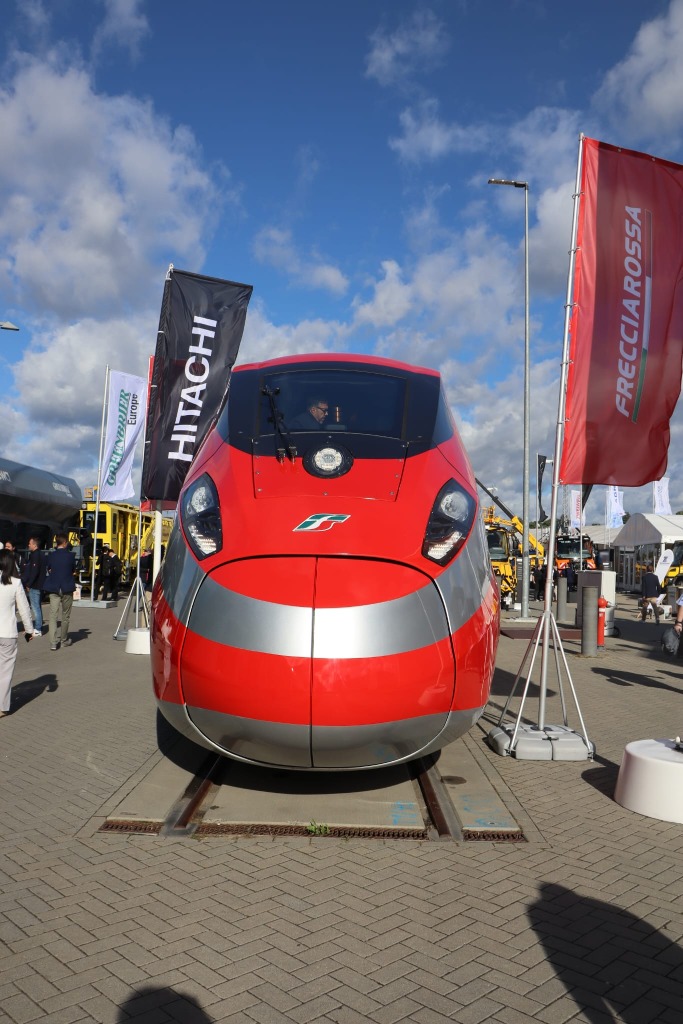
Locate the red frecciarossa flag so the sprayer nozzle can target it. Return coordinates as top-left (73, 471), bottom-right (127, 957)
top-left (560, 137), bottom-right (683, 486)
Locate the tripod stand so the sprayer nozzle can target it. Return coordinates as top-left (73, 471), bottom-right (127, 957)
top-left (113, 573), bottom-right (149, 640)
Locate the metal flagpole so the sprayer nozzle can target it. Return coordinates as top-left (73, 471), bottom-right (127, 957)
top-left (487, 133), bottom-right (594, 761)
top-left (113, 374), bottom-right (151, 640)
top-left (80, 367), bottom-right (111, 608)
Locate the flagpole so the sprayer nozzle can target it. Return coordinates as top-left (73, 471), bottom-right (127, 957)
top-left (488, 133), bottom-right (594, 761)
top-left (90, 366), bottom-right (109, 604)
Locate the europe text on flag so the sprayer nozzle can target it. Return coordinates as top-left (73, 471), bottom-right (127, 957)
top-left (100, 370), bottom-right (147, 502)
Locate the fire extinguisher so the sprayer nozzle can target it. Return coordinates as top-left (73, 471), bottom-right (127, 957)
top-left (597, 595), bottom-right (608, 648)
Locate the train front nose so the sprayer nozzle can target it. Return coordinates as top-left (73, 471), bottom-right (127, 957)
top-left (178, 557), bottom-right (456, 769)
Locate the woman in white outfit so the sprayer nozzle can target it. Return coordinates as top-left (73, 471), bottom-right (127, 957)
top-left (0, 549), bottom-right (34, 717)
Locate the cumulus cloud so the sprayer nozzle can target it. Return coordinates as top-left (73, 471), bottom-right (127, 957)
top-left (593, 0), bottom-right (683, 148)
top-left (0, 56), bottom-right (225, 319)
top-left (389, 98), bottom-right (491, 164)
top-left (366, 9), bottom-right (449, 88)
top-left (92, 0), bottom-right (150, 61)
top-left (252, 226), bottom-right (349, 296)
top-left (238, 304), bottom-right (349, 365)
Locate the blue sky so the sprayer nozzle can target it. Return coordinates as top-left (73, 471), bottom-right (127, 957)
top-left (0, 0), bottom-right (681, 524)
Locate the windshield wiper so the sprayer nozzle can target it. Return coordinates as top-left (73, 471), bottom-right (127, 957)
top-left (261, 385), bottom-right (297, 463)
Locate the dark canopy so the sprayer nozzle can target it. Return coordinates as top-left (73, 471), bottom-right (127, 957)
top-left (0, 457), bottom-right (82, 528)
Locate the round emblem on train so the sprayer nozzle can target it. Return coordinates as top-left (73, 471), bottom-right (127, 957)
top-left (151, 353), bottom-right (500, 770)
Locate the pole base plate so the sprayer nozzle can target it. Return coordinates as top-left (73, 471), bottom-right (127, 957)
top-left (487, 723), bottom-right (595, 760)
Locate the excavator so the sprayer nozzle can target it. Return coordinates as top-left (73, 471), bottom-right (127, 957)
top-left (476, 480), bottom-right (546, 608)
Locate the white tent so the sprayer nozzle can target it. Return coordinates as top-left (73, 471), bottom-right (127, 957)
top-left (611, 513), bottom-right (683, 589)
top-left (612, 513), bottom-right (683, 548)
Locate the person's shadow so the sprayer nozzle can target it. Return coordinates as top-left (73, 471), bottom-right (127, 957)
top-left (10, 673), bottom-right (58, 712)
top-left (117, 986), bottom-right (212, 1022)
top-left (529, 882), bottom-right (683, 1022)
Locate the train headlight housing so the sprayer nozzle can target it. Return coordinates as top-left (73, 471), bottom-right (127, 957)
top-left (181, 474), bottom-right (222, 559)
top-left (422, 480), bottom-right (476, 566)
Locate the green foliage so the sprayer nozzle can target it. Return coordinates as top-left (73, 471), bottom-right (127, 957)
top-left (305, 820), bottom-right (330, 836)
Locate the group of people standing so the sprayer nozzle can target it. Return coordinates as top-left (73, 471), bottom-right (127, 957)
top-left (0, 533), bottom-right (78, 718)
top-left (1, 533), bottom-right (157, 718)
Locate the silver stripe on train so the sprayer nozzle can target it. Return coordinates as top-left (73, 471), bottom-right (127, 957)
top-left (163, 521), bottom-right (493, 661)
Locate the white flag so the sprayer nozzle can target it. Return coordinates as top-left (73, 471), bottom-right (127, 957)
top-left (654, 477), bottom-right (672, 516)
top-left (607, 486), bottom-right (624, 528)
top-left (570, 489), bottom-right (583, 529)
top-left (100, 371), bottom-right (147, 501)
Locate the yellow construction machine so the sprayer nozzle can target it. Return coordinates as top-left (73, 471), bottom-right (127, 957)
top-left (476, 480), bottom-right (546, 607)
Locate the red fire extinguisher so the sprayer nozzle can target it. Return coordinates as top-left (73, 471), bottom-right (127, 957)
top-left (597, 595), bottom-right (608, 648)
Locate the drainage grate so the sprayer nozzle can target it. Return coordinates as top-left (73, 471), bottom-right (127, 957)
top-left (99, 820), bottom-right (524, 842)
top-left (463, 829), bottom-right (526, 842)
top-left (195, 822), bottom-right (430, 840)
top-left (99, 820), bottom-right (161, 835)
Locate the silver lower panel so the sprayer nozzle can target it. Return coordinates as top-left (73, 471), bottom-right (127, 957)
top-left (157, 700), bottom-right (484, 771)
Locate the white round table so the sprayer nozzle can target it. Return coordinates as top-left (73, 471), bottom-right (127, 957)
top-left (615, 738), bottom-right (683, 823)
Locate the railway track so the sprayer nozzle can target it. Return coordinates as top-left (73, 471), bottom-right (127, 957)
top-left (99, 747), bottom-right (525, 843)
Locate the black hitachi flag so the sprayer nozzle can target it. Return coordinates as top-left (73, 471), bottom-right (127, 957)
top-left (537, 455), bottom-right (547, 522)
top-left (141, 267), bottom-right (253, 503)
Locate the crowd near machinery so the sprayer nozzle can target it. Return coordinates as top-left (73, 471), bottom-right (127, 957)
top-left (152, 353), bottom-right (500, 771)
top-left (70, 496), bottom-right (174, 588)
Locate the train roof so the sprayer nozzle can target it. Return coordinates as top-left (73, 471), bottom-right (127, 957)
top-left (0, 457), bottom-right (82, 527)
top-left (234, 352), bottom-right (441, 377)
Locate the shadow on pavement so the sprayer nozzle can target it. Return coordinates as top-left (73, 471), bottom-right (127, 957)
top-left (589, 665), bottom-right (683, 696)
top-left (11, 673), bottom-right (58, 712)
top-left (529, 882), bottom-right (682, 1023)
top-left (488, 664), bottom-right (557, 702)
top-left (117, 986), bottom-right (212, 1022)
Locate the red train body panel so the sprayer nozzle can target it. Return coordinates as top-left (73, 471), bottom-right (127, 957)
top-left (152, 353), bottom-right (499, 770)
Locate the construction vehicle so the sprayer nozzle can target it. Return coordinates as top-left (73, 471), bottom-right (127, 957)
top-left (476, 480), bottom-right (545, 566)
top-left (69, 495), bottom-right (174, 589)
top-left (481, 505), bottom-right (518, 608)
top-left (554, 533), bottom-right (596, 572)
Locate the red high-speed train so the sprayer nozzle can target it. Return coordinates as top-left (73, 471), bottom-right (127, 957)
top-left (152, 353), bottom-right (499, 770)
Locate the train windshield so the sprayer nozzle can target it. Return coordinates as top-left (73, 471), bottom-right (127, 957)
top-left (258, 369), bottom-right (407, 438)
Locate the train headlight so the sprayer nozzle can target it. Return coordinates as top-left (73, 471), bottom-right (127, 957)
top-left (422, 480), bottom-right (476, 566)
top-left (181, 474), bottom-right (222, 559)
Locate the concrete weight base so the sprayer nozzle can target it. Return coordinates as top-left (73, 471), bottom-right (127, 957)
top-left (487, 723), bottom-right (595, 760)
top-left (615, 738), bottom-right (683, 823)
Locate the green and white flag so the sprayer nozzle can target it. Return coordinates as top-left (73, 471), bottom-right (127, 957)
top-left (100, 370), bottom-right (147, 501)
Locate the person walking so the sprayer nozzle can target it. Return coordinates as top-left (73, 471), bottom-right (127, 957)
top-left (44, 533), bottom-right (77, 650)
top-left (640, 563), bottom-right (662, 623)
top-left (21, 535), bottom-right (46, 637)
top-left (0, 549), bottom-right (34, 717)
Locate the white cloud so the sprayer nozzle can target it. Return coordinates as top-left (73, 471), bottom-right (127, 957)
top-left (252, 226), bottom-right (349, 296)
top-left (352, 260), bottom-right (412, 328)
top-left (238, 304), bottom-right (349, 365)
top-left (593, 0), bottom-right (683, 147)
top-left (389, 98), bottom-right (491, 164)
top-left (366, 9), bottom-right (449, 88)
top-left (0, 57), bottom-right (224, 319)
top-left (10, 313), bottom-right (156, 483)
top-left (92, 0), bottom-right (150, 61)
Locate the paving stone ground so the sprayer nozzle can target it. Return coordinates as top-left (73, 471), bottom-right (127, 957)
top-left (1, 594), bottom-right (683, 1023)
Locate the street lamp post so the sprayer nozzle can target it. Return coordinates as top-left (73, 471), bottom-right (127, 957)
top-left (488, 177), bottom-right (530, 619)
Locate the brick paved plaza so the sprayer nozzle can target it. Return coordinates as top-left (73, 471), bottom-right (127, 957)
top-left (1, 596), bottom-right (682, 1023)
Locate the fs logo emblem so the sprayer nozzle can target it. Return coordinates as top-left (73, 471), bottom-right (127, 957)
top-left (294, 513), bottom-right (350, 532)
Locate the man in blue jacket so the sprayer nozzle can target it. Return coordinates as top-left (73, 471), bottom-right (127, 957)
top-left (21, 535), bottom-right (46, 637)
top-left (44, 533), bottom-right (77, 650)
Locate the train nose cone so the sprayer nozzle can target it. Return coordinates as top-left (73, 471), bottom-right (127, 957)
top-left (179, 557), bottom-right (456, 769)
